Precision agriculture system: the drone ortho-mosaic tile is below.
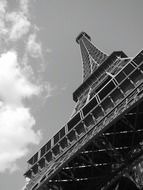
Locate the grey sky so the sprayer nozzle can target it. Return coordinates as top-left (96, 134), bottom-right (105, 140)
top-left (1, 1), bottom-right (143, 190)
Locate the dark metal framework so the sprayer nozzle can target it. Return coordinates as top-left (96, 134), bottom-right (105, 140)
top-left (24, 32), bottom-right (143, 190)
top-left (49, 103), bottom-right (143, 190)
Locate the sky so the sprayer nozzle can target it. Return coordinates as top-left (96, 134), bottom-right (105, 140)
top-left (0, 0), bottom-right (143, 190)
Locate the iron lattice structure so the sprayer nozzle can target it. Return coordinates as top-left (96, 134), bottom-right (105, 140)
top-left (24, 32), bottom-right (143, 190)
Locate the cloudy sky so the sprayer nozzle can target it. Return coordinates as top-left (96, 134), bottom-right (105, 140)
top-left (0, 0), bottom-right (143, 190)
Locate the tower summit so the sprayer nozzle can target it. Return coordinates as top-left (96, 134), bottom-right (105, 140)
top-left (76, 32), bottom-right (108, 81)
top-left (24, 32), bottom-right (143, 190)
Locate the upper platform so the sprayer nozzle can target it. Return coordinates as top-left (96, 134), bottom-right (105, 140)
top-left (73, 50), bottom-right (128, 102)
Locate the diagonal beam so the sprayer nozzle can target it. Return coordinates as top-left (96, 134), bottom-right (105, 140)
top-left (93, 136), bottom-right (124, 163)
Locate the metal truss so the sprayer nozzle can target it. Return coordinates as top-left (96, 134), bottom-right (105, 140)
top-left (47, 102), bottom-right (143, 190)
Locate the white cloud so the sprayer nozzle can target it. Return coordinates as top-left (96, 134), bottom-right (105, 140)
top-left (0, 105), bottom-right (41, 172)
top-left (0, 0), bottom-right (8, 38)
top-left (0, 0), bottom-right (42, 57)
top-left (19, 0), bottom-right (29, 15)
top-left (0, 51), bottom-right (41, 172)
top-left (0, 51), bottom-right (40, 105)
top-left (6, 12), bottom-right (31, 41)
top-left (0, 0), bottom-right (50, 175)
top-left (0, 0), bottom-right (31, 42)
top-left (26, 33), bottom-right (42, 58)
top-left (0, 0), bottom-right (7, 14)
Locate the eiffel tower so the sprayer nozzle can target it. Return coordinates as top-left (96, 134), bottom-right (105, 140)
top-left (24, 32), bottom-right (143, 190)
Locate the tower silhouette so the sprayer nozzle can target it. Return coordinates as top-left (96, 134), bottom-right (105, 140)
top-left (24, 32), bottom-right (143, 190)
